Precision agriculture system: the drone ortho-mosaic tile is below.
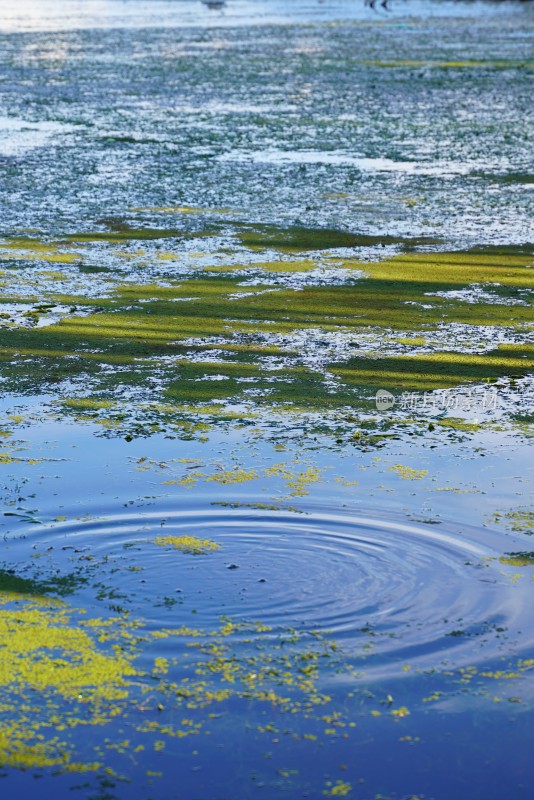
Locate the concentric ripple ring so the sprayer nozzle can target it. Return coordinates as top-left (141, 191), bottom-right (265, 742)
top-left (6, 501), bottom-right (532, 678)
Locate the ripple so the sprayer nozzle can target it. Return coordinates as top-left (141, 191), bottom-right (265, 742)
top-left (6, 502), bottom-right (532, 677)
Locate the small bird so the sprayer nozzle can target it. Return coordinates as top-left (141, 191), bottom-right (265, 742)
top-left (366, 0), bottom-right (390, 10)
top-left (201, 0), bottom-right (226, 10)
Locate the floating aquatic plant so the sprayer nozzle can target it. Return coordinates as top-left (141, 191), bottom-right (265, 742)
top-left (153, 534), bottom-right (221, 554)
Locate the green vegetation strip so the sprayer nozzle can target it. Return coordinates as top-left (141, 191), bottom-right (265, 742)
top-left (0, 238), bottom-right (532, 419)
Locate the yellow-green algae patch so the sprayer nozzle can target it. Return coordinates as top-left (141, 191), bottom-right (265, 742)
top-left (0, 724), bottom-right (100, 772)
top-left (0, 592), bottom-right (142, 772)
top-left (206, 467), bottom-right (258, 484)
top-left (499, 552), bottom-right (534, 567)
top-left (153, 459), bottom-right (323, 497)
top-left (0, 237), bottom-right (81, 264)
top-left (154, 535), bottom-right (220, 554)
top-left (0, 599), bottom-right (138, 701)
top-left (1, 588), bottom-right (531, 780)
top-left (0, 246), bottom-right (532, 424)
top-left (323, 779), bottom-right (353, 797)
top-left (0, 449), bottom-right (44, 465)
top-left (361, 249), bottom-right (534, 287)
top-left (331, 345), bottom-right (534, 392)
top-left (130, 205), bottom-right (235, 215)
top-left (61, 398), bottom-right (116, 411)
top-left (389, 464), bottom-right (429, 481)
top-left (264, 463), bottom-right (323, 496)
top-left (489, 508), bottom-right (534, 534)
top-left (436, 418), bottom-right (483, 433)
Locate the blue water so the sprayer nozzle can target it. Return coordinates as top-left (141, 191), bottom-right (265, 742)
top-left (0, 414), bottom-right (531, 798)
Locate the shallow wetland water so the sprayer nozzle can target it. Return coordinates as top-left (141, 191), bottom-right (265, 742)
top-left (0, 1), bottom-right (533, 798)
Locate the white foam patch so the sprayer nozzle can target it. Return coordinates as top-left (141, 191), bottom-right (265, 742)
top-left (0, 302), bottom-right (91, 329)
top-left (0, 116), bottom-right (73, 156)
top-left (426, 285), bottom-right (532, 306)
top-left (217, 149), bottom-right (493, 177)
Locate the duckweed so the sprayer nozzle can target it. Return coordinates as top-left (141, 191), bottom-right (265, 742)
top-left (153, 535), bottom-right (221, 554)
top-left (205, 468), bottom-right (258, 485)
top-left (323, 780), bottom-right (353, 797)
top-left (490, 508), bottom-right (534, 534)
top-left (389, 464), bottom-right (429, 480)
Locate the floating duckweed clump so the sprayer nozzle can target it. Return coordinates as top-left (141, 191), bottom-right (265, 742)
top-left (499, 552), bottom-right (534, 567)
top-left (389, 464), bottom-right (429, 480)
top-left (323, 780), bottom-right (353, 797)
top-left (263, 463), bottom-right (322, 496)
top-left (205, 468), bottom-right (258, 484)
top-left (0, 593), bottom-right (143, 772)
top-left (490, 508), bottom-right (534, 534)
top-left (154, 535), bottom-right (221, 554)
top-left (0, 602), bottom-right (139, 700)
top-left (135, 457), bottom-right (325, 497)
top-left (0, 724), bottom-right (100, 772)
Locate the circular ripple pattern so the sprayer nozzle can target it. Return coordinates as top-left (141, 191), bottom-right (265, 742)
top-left (8, 503), bottom-right (533, 675)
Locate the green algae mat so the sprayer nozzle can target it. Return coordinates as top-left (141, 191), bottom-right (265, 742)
top-left (1, 243), bottom-right (532, 424)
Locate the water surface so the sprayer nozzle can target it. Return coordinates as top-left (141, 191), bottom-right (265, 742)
top-left (0, 1), bottom-right (532, 798)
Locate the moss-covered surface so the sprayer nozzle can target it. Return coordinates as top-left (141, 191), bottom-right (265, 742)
top-left (0, 567), bottom-right (86, 598)
top-left (332, 345), bottom-right (534, 392)
top-left (0, 239), bottom-right (532, 430)
top-left (233, 222), bottom-right (441, 252)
